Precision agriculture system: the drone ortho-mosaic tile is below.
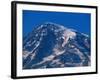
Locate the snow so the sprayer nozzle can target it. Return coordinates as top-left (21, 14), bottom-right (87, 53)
top-left (62, 29), bottom-right (76, 47)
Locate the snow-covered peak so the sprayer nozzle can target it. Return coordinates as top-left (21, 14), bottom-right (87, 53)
top-left (23, 22), bottom-right (90, 69)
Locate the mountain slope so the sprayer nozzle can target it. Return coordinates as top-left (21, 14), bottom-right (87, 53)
top-left (23, 22), bottom-right (90, 69)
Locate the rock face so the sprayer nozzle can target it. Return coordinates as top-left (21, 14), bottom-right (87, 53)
top-left (23, 22), bottom-right (91, 69)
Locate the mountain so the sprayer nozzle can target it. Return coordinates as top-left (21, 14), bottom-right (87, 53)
top-left (23, 22), bottom-right (90, 69)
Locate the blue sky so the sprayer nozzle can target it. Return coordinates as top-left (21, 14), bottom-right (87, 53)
top-left (23, 10), bottom-right (91, 37)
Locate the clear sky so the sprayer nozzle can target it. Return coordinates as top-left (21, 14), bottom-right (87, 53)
top-left (23, 10), bottom-right (91, 37)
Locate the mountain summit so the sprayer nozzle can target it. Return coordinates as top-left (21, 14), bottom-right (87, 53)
top-left (23, 22), bottom-right (90, 69)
